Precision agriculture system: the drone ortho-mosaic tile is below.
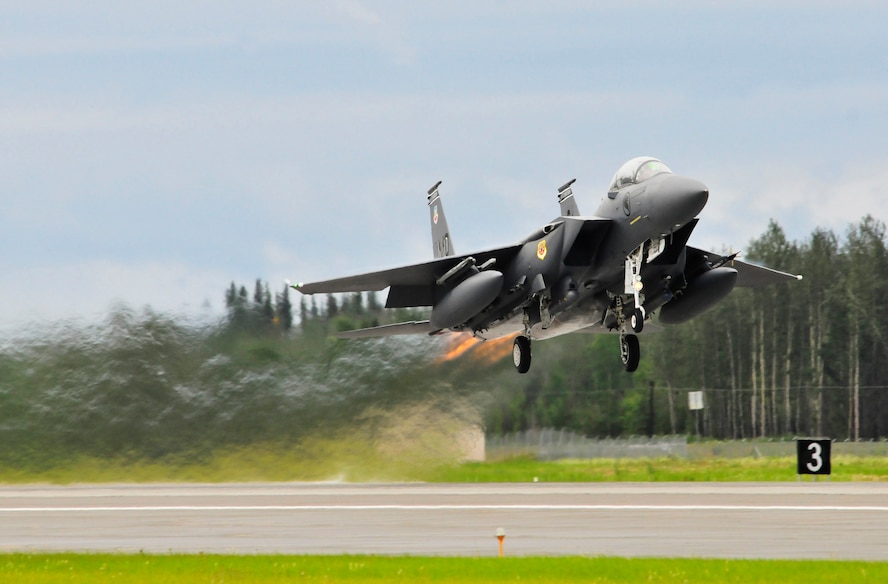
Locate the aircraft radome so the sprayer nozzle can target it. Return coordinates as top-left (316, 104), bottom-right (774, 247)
top-left (290, 157), bottom-right (802, 374)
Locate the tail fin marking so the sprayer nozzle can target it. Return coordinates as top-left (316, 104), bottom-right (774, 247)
top-left (427, 181), bottom-right (455, 258)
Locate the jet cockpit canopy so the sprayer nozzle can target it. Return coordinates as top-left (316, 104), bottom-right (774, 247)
top-left (608, 157), bottom-right (673, 193)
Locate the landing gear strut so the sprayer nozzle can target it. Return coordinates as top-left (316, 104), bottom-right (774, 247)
top-left (625, 244), bottom-right (648, 333)
top-left (513, 335), bottom-right (531, 374)
top-left (620, 334), bottom-right (640, 373)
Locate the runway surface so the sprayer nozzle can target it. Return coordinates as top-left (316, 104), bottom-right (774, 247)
top-left (2, 482), bottom-right (887, 559)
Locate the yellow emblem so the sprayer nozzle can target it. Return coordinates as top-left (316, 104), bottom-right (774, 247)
top-left (536, 239), bottom-right (548, 260)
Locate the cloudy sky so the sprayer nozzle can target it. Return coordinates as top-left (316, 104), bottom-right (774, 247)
top-left (2, 1), bottom-right (886, 329)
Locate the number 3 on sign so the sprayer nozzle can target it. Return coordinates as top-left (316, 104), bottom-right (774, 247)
top-left (797, 438), bottom-right (830, 476)
top-left (806, 442), bottom-right (823, 473)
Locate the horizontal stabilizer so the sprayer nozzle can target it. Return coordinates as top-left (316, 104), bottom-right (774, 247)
top-left (335, 320), bottom-right (436, 339)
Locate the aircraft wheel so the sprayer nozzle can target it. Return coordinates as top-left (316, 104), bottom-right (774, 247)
top-left (513, 335), bottom-right (532, 374)
top-left (630, 308), bottom-right (645, 333)
top-left (620, 334), bottom-right (640, 373)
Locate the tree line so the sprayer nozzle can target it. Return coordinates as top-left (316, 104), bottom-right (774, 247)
top-left (647, 215), bottom-right (888, 441)
top-left (487, 215), bottom-right (888, 441)
top-left (220, 279), bottom-right (421, 338)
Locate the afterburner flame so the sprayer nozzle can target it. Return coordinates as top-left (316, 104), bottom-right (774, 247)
top-left (438, 333), bottom-right (479, 362)
top-left (437, 332), bottom-right (519, 365)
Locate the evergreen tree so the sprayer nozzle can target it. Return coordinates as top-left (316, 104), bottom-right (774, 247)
top-left (843, 216), bottom-right (888, 439)
top-left (253, 279), bottom-right (264, 306)
top-left (225, 282), bottom-right (237, 311)
top-left (368, 291), bottom-right (382, 312)
top-left (277, 284), bottom-right (294, 330)
top-left (351, 292), bottom-right (364, 316)
top-left (339, 294), bottom-right (351, 316)
top-left (326, 294), bottom-right (339, 319)
top-left (299, 297), bottom-right (309, 326)
top-left (224, 284), bottom-right (249, 330)
top-left (262, 282), bottom-right (274, 325)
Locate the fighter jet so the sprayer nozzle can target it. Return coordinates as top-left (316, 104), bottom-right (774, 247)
top-left (291, 157), bottom-right (801, 373)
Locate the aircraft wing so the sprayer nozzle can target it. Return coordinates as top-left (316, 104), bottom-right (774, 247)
top-left (335, 320), bottom-right (437, 339)
top-left (689, 247), bottom-right (802, 287)
top-left (296, 261), bottom-right (445, 294)
top-left (294, 243), bottom-right (524, 306)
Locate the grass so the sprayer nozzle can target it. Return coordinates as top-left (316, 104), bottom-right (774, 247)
top-left (1, 554), bottom-right (887, 584)
top-left (3, 443), bottom-right (888, 484)
top-left (424, 454), bottom-right (888, 483)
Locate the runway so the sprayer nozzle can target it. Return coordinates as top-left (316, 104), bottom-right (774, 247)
top-left (2, 482), bottom-right (887, 559)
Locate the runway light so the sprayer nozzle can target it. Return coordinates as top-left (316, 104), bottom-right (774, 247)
top-left (496, 527), bottom-right (506, 557)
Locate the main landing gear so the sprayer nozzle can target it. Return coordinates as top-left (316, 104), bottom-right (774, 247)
top-left (513, 332), bottom-right (638, 374)
top-left (513, 332), bottom-right (639, 375)
top-left (613, 295), bottom-right (642, 373)
top-left (620, 333), bottom-right (640, 373)
top-left (512, 335), bottom-right (531, 374)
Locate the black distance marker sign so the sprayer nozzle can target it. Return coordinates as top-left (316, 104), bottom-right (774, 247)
top-left (797, 438), bottom-right (831, 475)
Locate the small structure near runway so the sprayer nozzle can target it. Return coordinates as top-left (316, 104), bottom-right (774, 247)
top-left (797, 438), bottom-right (831, 479)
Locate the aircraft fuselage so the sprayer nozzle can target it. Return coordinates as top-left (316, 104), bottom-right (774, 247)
top-left (465, 172), bottom-right (708, 341)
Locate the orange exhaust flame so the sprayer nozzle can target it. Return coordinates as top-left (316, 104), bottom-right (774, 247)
top-left (438, 333), bottom-right (480, 362)
top-left (437, 332), bottom-right (519, 366)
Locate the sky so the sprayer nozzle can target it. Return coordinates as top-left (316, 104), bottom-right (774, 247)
top-left (2, 1), bottom-right (887, 330)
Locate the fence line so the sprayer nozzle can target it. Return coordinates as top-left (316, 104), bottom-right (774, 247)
top-left (486, 429), bottom-right (888, 461)
top-left (688, 438), bottom-right (888, 459)
top-left (486, 429), bottom-right (688, 460)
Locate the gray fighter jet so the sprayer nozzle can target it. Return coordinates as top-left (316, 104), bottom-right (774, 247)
top-left (291, 157), bottom-right (801, 373)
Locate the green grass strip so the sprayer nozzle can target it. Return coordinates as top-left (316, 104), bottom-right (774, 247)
top-left (422, 455), bottom-right (888, 483)
top-left (3, 447), bottom-right (888, 484)
top-left (1, 554), bottom-right (886, 583)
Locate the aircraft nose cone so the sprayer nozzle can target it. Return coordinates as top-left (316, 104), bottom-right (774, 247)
top-left (658, 175), bottom-right (709, 227)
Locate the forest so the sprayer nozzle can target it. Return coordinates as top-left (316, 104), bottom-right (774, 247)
top-left (1, 216), bottom-right (886, 467)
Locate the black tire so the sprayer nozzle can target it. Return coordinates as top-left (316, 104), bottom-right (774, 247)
top-left (620, 334), bottom-right (640, 372)
top-left (630, 308), bottom-right (644, 333)
top-left (512, 335), bottom-right (532, 374)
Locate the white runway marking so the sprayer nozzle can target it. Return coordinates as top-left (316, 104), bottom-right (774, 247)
top-left (4, 504), bottom-right (888, 512)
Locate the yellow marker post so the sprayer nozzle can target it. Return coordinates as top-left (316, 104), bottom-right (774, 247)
top-left (496, 527), bottom-right (506, 557)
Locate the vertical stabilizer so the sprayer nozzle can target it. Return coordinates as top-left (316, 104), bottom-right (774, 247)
top-left (427, 181), bottom-right (455, 258)
top-left (558, 178), bottom-right (580, 216)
